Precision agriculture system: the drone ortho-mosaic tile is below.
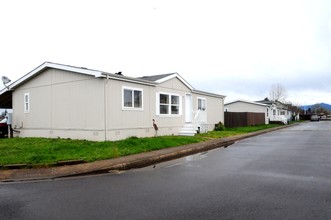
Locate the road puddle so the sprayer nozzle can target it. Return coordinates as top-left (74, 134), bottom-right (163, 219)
top-left (133, 148), bottom-right (221, 172)
top-left (161, 149), bottom-right (218, 169)
top-left (186, 151), bottom-right (208, 162)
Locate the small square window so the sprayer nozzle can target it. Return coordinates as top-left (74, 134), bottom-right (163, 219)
top-left (160, 94), bottom-right (169, 104)
top-left (171, 96), bottom-right (179, 105)
top-left (171, 105), bottom-right (179, 114)
top-left (123, 87), bottom-right (143, 110)
top-left (160, 105), bottom-right (169, 114)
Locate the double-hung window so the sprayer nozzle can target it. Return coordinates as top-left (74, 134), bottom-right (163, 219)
top-left (24, 93), bottom-right (30, 113)
top-left (198, 98), bottom-right (206, 111)
top-left (158, 93), bottom-right (181, 115)
top-left (123, 87), bottom-right (143, 110)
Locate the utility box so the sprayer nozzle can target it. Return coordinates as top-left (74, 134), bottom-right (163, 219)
top-left (7, 113), bottom-right (12, 125)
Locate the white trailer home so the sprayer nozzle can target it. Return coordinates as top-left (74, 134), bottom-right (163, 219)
top-left (0, 62), bottom-right (225, 141)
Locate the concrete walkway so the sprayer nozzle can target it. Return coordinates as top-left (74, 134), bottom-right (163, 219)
top-left (0, 125), bottom-right (295, 182)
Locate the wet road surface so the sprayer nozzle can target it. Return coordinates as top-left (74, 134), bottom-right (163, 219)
top-left (1, 122), bottom-right (331, 219)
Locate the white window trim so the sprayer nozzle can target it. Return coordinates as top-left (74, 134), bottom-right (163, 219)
top-left (122, 86), bottom-right (143, 111)
top-left (156, 92), bottom-right (182, 117)
top-left (24, 93), bottom-right (30, 113)
top-left (197, 97), bottom-right (207, 111)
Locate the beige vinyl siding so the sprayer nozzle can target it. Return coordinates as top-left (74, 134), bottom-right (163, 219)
top-left (206, 96), bottom-right (224, 125)
top-left (51, 77), bottom-right (104, 130)
top-left (104, 78), bottom-right (188, 140)
top-left (12, 69), bottom-right (105, 140)
top-left (157, 77), bottom-right (190, 92)
top-left (192, 93), bottom-right (224, 131)
top-left (13, 77), bottom-right (53, 129)
top-left (103, 80), bottom-right (156, 140)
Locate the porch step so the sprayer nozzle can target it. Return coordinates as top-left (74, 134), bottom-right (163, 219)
top-left (179, 124), bottom-right (196, 136)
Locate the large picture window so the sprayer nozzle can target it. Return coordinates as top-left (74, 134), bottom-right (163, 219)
top-left (123, 87), bottom-right (143, 110)
top-left (158, 93), bottom-right (181, 115)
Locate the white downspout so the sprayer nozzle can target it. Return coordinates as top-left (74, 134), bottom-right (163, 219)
top-left (104, 75), bottom-right (109, 141)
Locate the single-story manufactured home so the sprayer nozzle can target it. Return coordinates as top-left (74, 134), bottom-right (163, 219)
top-left (225, 98), bottom-right (293, 124)
top-left (224, 99), bottom-right (270, 124)
top-left (0, 62), bottom-right (225, 141)
top-left (256, 98), bottom-right (292, 123)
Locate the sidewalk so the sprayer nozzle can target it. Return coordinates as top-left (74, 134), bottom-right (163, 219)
top-left (0, 125), bottom-right (295, 182)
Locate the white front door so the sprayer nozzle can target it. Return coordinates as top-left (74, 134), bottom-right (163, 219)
top-left (185, 94), bottom-right (192, 123)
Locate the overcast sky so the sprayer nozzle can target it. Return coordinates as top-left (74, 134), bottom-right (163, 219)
top-left (1, 0), bottom-right (331, 105)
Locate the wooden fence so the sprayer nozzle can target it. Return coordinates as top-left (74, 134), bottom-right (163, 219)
top-left (224, 112), bottom-right (265, 128)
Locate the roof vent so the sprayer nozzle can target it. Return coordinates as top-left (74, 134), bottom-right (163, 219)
top-left (115, 72), bottom-right (123, 75)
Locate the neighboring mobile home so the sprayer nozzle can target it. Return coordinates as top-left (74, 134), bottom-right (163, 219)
top-left (0, 62), bottom-right (225, 141)
top-left (224, 100), bottom-right (270, 124)
top-left (256, 98), bottom-right (291, 123)
top-left (225, 98), bottom-right (294, 125)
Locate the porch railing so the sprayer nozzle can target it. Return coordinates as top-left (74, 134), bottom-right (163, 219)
top-left (193, 110), bottom-right (208, 132)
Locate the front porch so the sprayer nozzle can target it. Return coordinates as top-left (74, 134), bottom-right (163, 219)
top-left (179, 110), bottom-right (208, 136)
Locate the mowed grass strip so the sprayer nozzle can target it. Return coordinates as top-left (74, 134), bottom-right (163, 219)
top-left (197, 124), bottom-right (283, 138)
top-left (0, 124), bottom-right (284, 167)
top-left (0, 136), bottom-right (206, 166)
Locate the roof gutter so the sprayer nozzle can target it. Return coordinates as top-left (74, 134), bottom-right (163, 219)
top-left (192, 89), bottom-right (226, 99)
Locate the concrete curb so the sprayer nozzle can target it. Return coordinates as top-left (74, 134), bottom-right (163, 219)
top-left (0, 124), bottom-right (297, 182)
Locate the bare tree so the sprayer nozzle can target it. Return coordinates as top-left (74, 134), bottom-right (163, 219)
top-left (268, 83), bottom-right (288, 102)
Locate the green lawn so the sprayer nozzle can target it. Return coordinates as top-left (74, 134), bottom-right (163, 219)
top-left (0, 124), bottom-right (284, 167)
top-left (197, 124), bottom-right (283, 138)
top-left (0, 136), bottom-right (206, 166)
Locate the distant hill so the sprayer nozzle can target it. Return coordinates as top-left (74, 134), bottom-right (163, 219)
top-left (301, 103), bottom-right (331, 111)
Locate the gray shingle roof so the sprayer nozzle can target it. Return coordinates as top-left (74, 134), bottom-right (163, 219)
top-left (137, 73), bottom-right (175, 82)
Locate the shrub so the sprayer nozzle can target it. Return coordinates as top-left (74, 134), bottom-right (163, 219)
top-left (214, 122), bottom-right (225, 131)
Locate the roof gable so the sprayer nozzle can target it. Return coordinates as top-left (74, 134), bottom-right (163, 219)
top-left (138, 73), bottom-right (194, 90)
top-left (8, 62), bottom-right (104, 90)
top-left (138, 73), bottom-right (174, 82)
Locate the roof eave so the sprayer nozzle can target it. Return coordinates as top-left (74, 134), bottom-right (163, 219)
top-left (225, 99), bottom-right (269, 107)
top-left (193, 89), bottom-right (226, 99)
top-left (8, 62), bottom-right (104, 90)
top-left (0, 87), bottom-right (8, 96)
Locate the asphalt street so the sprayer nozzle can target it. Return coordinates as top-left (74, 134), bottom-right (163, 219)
top-left (1, 121), bottom-right (331, 220)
